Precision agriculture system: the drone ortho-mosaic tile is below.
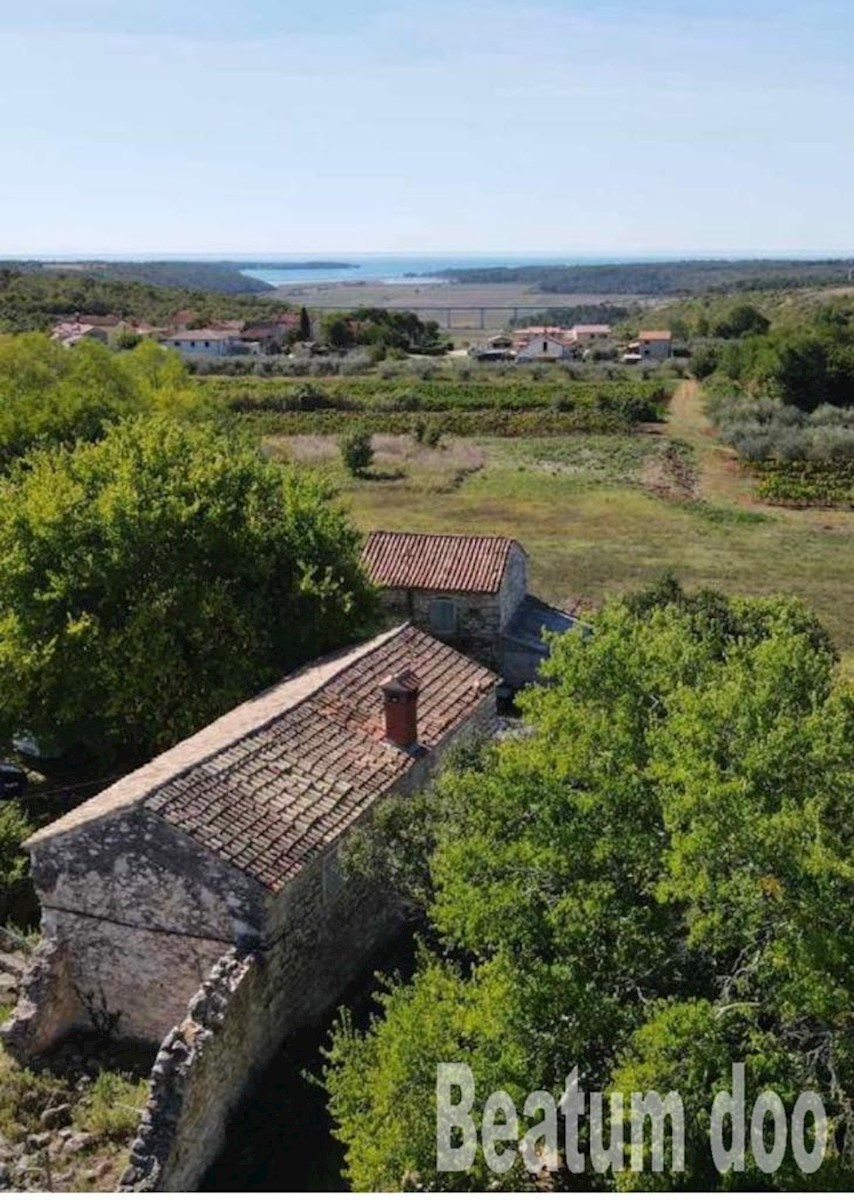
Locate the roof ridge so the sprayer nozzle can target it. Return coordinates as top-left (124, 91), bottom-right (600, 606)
top-left (365, 529), bottom-right (517, 542)
top-left (26, 623), bottom-right (410, 847)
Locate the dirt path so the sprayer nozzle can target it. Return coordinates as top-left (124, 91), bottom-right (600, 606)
top-left (663, 380), bottom-right (854, 531)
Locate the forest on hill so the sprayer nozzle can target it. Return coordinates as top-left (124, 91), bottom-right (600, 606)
top-left (0, 267), bottom-right (295, 332)
top-left (435, 258), bottom-right (854, 295)
top-left (5, 259), bottom-right (275, 294)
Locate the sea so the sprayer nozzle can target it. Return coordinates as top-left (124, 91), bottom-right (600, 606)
top-left (238, 253), bottom-right (629, 286)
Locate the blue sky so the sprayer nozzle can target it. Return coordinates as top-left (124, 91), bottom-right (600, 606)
top-left (2, 0), bottom-right (853, 256)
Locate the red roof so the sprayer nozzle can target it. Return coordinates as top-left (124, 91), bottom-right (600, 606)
top-left (30, 625), bottom-right (496, 891)
top-left (362, 530), bottom-right (522, 594)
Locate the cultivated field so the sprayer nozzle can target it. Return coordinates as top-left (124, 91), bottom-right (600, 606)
top-left (266, 381), bottom-right (854, 668)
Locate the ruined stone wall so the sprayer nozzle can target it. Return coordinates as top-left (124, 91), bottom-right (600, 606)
top-left (0, 939), bottom-right (82, 1059)
top-left (120, 950), bottom-right (265, 1192)
top-left (16, 808), bottom-right (266, 1049)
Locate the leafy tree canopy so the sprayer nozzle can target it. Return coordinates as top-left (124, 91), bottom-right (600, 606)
top-left (0, 417), bottom-right (378, 762)
top-left (319, 308), bottom-right (448, 355)
top-left (325, 580), bottom-right (854, 1190)
top-left (0, 334), bottom-right (200, 467)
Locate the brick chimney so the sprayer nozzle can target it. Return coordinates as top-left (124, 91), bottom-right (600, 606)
top-left (380, 671), bottom-right (420, 750)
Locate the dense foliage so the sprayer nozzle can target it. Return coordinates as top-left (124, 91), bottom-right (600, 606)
top-left (340, 428), bottom-right (374, 476)
top-left (0, 267), bottom-right (295, 332)
top-left (697, 302), bottom-right (854, 413)
top-left (0, 334), bottom-right (199, 466)
top-left (3, 259), bottom-right (274, 296)
top-left (0, 418), bottom-right (378, 762)
top-left (436, 259), bottom-right (854, 295)
top-left (318, 307), bottom-right (448, 355)
top-left (706, 392), bottom-right (854, 465)
top-left (509, 303), bottom-right (633, 329)
top-left (325, 582), bottom-right (854, 1190)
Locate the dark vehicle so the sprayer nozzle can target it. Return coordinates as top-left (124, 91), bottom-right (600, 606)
top-left (0, 763), bottom-right (27, 800)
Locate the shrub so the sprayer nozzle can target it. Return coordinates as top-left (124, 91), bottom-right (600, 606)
top-left (423, 421), bottom-right (443, 449)
top-left (74, 1070), bottom-right (149, 1138)
top-left (340, 428), bottom-right (374, 476)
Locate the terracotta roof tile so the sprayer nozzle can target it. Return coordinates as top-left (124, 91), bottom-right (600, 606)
top-left (30, 625), bottom-right (495, 892)
top-left (362, 531), bottom-right (522, 594)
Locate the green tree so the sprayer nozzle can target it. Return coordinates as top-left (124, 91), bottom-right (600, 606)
top-left (299, 306), bottom-right (312, 341)
top-left (0, 417), bottom-right (378, 762)
top-left (324, 582), bottom-right (854, 1191)
top-left (0, 803), bottom-right (35, 927)
top-left (711, 303), bottom-right (771, 339)
top-left (340, 428), bottom-right (374, 476)
top-left (0, 333), bottom-right (198, 467)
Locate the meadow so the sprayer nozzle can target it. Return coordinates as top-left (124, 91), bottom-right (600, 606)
top-left (266, 381), bottom-right (854, 668)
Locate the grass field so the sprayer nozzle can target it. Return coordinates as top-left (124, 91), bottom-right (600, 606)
top-left (267, 381), bottom-right (854, 668)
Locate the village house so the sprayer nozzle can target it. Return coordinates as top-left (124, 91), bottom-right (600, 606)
top-left (468, 332), bottom-right (516, 361)
top-left (5, 622), bottom-right (495, 1054)
top-left (567, 323), bottom-right (612, 344)
top-left (3, 623), bottom-right (496, 1186)
top-left (50, 321), bottom-right (109, 348)
top-left (160, 329), bottom-right (249, 357)
top-left (629, 329), bottom-right (673, 361)
top-left (361, 531), bottom-right (576, 687)
top-left (515, 332), bottom-right (571, 362)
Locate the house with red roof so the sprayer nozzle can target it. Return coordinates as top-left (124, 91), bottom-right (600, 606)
top-left (362, 530), bottom-right (576, 687)
top-left (3, 623), bottom-right (498, 1186)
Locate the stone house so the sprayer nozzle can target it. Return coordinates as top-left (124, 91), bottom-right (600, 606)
top-left (361, 531), bottom-right (576, 687)
top-left (3, 623), bottom-right (496, 1186)
top-left (4, 623), bottom-right (495, 1059)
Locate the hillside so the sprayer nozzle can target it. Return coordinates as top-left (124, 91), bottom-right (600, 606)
top-left (0, 267), bottom-right (295, 332)
top-left (434, 258), bottom-right (854, 295)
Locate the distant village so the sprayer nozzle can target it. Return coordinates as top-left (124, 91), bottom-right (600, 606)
top-left (468, 323), bottom-right (673, 365)
top-left (49, 311), bottom-right (672, 367)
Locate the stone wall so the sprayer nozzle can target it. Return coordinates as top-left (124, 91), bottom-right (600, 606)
top-left (120, 949), bottom-right (263, 1192)
top-left (10, 808), bottom-right (266, 1050)
top-left (377, 551), bottom-right (529, 675)
top-left (380, 587), bottom-right (505, 670)
top-left (498, 545), bottom-right (529, 629)
top-left (1, 939), bottom-right (81, 1059)
top-left (118, 690), bottom-right (498, 1191)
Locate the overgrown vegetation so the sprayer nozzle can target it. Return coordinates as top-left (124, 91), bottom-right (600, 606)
top-left (324, 581), bottom-right (854, 1190)
top-left (0, 1043), bottom-right (149, 1190)
top-left (694, 301), bottom-right (854, 505)
top-left (201, 374), bottom-right (671, 438)
top-left (340, 428), bottom-right (374, 476)
top-left (0, 417), bottom-right (378, 763)
top-left (0, 334), bottom-right (200, 466)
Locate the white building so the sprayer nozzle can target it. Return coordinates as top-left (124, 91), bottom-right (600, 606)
top-left (516, 334), bottom-right (571, 362)
top-left (160, 329), bottom-right (246, 357)
top-left (567, 324), bottom-right (612, 344)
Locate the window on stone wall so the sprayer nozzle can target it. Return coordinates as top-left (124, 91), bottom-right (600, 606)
top-left (429, 597), bottom-right (458, 635)
top-left (323, 845), bottom-right (344, 904)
